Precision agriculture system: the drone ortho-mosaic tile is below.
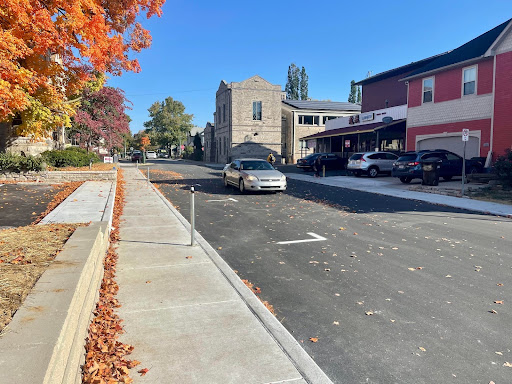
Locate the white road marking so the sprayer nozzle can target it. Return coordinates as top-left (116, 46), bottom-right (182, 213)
top-left (277, 232), bottom-right (327, 245)
top-left (0, 184), bottom-right (3, 187)
top-left (206, 198), bottom-right (238, 202)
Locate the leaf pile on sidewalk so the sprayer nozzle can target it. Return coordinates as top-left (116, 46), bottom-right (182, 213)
top-left (82, 170), bottom-right (144, 384)
top-left (0, 224), bottom-right (80, 332)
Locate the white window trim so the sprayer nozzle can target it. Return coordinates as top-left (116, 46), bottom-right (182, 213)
top-left (462, 65), bottom-right (478, 97)
top-left (422, 77), bottom-right (435, 104)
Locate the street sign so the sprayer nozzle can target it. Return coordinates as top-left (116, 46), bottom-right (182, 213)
top-left (462, 129), bottom-right (469, 141)
top-left (345, 140), bottom-right (351, 148)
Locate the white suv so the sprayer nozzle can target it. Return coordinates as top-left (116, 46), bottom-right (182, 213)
top-left (347, 152), bottom-right (399, 178)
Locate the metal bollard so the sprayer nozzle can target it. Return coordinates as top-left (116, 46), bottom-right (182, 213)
top-left (190, 186), bottom-right (195, 246)
top-left (89, 159), bottom-right (92, 171)
top-left (147, 166), bottom-right (150, 184)
top-left (322, 165), bottom-right (326, 178)
top-left (136, 160), bottom-right (139, 169)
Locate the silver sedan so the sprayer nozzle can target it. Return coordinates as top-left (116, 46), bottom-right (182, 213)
top-left (223, 158), bottom-right (287, 193)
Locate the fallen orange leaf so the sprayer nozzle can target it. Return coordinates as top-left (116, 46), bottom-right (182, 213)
top-left (309, 337), bottom-right (318, 342)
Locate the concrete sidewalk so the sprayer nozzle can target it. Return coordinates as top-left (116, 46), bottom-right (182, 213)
top-left (116, 166), bottom-right (331, 383)
top-left (285, 173), bottom-right (512, 218)
top-left (39, 180), bottom-right (116, 226)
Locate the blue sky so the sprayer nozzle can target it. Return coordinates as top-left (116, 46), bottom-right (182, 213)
top-left (106, 1), bottom-right (512, 134)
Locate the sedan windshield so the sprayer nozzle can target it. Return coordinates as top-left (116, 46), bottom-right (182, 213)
top-left (240, 161), bottom-right (274, 170)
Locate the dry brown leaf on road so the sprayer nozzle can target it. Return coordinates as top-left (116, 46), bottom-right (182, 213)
top-left (309, 337), bottom-right (319, 342)
top-left (503, 362), bottom-right (512, 367)
top-left (138, 368), bottom-right (150, 376)
top-left (365, 311), bottom-right (374, 316)
top-left (419, 347), bottom-right (426, 352)
top-left (494, 300), bottom-right (504, 304)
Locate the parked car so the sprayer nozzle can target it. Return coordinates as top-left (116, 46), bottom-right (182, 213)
top-left (347, 152), bottom-right (399, 178)
top-left (391, 149), bottom-right (482, 183)
top-left (146, 151), bottom-right (157, 159)
top-left (296, 153), bottom-right (347, 170)
top-left (131, 150), bottom-right (143, 162)
top-left (158, 150), bottom-right (169, 158)
top-left (223, 158), bottom-right (286, 193)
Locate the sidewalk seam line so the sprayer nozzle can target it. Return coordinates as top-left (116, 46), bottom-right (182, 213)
top-left (123, 299), bottom-right (239, 313)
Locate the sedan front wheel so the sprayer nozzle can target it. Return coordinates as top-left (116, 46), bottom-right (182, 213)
top-left (239, 179), bottom-right (245, 193)
top-left (223, 175), bottom-right (229, 187)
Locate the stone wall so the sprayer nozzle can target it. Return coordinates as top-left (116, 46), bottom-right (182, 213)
top-left (230, 76), bottom-right (283, 162)
top-left (0, 170), bottom-right (117, 183)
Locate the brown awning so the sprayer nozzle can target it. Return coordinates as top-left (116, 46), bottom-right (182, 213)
top-left (300, 119), bottom-right (406, 140)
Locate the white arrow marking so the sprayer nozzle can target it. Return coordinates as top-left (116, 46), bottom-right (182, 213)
top-left (277, 232), bottom-right (327, 245)
top-left (206, 197), bottom-right (238, 203)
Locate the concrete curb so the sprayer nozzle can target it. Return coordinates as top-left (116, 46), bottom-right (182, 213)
top-left (149, 182), bottom-right (333, 384)
top-left (0, 222), bottom-right (110, 384)
top-left (100, 180), bottom-right (117, 230)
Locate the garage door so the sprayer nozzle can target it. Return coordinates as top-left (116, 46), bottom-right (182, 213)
top-left (417, 136), bottom-right (480, 158)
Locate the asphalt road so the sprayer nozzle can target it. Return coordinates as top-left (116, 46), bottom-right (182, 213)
top-left (147, 159), bottom-right (511, 384)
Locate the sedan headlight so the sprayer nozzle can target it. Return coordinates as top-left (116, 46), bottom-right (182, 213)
top-left (245, 174), bottom-right (258, 181)
top-left (280, 175), bottom-right (286, 181)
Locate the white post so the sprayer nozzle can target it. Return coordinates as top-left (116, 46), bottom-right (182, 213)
top-left (190, 187), bottom-right (195, 246)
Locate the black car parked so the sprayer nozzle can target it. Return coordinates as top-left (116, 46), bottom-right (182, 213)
top-left (131, 150), bottom-right (143, 163)
top-left (296, 153), bottom-right (347, 170)
top-left (391, 149), bottom-right (483, 183)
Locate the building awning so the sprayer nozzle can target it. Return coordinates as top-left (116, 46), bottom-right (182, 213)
top-left (300, 119), bottom-right (406, 140)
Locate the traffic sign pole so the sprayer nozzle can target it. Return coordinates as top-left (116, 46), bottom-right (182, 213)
top-left (461, 129), bottom-right (469, 196)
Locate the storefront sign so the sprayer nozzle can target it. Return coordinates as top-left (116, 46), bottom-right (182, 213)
top-left (462, 129), bottom-right (469, 141)
top-left (103, 156), bottom-right (113, 163)
top-left (348, 115), bottom-right (360, 125)
top-left (345, 140), bottom-right (351, 148)
top-left (360, 113), bottom-right (374, 122)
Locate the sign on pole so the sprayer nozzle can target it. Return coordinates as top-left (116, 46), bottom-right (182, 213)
top-left (461, 129), bottom-right (469, 195)
top-left (345, 140), bottom-right (350, 148)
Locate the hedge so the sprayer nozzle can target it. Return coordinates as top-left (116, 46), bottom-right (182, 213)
top-left (41, 147), bottom-right (100, 168)
top-left (0, 152), bottom-right (45, 172)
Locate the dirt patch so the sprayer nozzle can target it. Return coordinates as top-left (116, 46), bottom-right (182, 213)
top-left (469, 186), bottom-right (512, 205)
top-left (0, 224), bottom-right (81, 332)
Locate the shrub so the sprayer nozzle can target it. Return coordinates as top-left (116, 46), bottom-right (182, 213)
top-left (41, 147), bottom-right (100, 168)
top-left (182, 145), bottom-right (194, 159)
top-left (0, 152), bottom-right (44, 172)
top-left (493, 149), bottom-right (512, 184)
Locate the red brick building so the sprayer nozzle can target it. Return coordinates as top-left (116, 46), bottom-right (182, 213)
top-left (402, 18), bottom-right (512, 163)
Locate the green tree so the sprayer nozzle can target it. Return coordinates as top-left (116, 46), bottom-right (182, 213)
top-left (300, 66), bottom-right (309, 100)
top-left (285, 64), bottom-right (300, 100)
top-left (143, 97), bottom-right (194, 149)
top-left (356, 86), bottom-right (362, 104)
top-left (348, 80), bottom-right (357, 103)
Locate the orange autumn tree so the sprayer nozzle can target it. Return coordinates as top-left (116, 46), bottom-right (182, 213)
top-left (140, 135), bottom-right (150, 151)
top-left (0, 0), bottom-right (165, 137)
